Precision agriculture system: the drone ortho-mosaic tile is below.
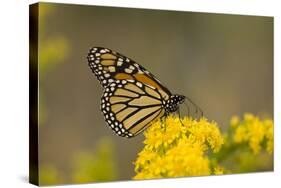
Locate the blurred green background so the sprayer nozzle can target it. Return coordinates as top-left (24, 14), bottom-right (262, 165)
top-left (35, 2), bottom-right (273, 185)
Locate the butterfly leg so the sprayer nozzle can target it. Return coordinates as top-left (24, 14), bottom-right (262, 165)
top-left (177, 108), bottom-right (185, 127)
top-left (184, 102), bottom-right (190, 117)
top-left (160, 115), bottom-right (167, 132)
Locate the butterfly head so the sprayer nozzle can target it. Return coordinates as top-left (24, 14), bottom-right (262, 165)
top-left (164, 94), bottom-right (185, 114)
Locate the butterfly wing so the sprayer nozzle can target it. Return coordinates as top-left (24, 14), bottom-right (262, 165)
top-left (87, 47), bottom-right (171, 99)
top-left (101, 79), bottom-right (166, 137)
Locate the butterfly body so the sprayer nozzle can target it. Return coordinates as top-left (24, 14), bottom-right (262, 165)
top-left (87, 47), bottom-right (187, 138)
top-left (164, 94), bottom-right (186, 115)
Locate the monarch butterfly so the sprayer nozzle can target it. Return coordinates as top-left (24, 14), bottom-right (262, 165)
top-left (87, 47), bottom-right (202, 138)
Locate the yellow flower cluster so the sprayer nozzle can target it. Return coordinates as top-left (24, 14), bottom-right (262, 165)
top-left (72, 138), bottom-right (117, 183)
top-left (231, 113), bottom-right (273, 154)
top-left (133, 116), bottom-right (224, 180)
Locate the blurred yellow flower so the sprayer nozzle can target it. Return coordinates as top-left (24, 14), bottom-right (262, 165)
top-left (37, 3), bottom-right (70, 126)
top-left (230, 115), bottom-right (240, 128)
top-left (233, 113), bottom-right (273, 154)
top-left (233, 126), bottom-right (248, 143)
top-left (213, 166), bottom-right (224, 175)
top-left (72, 138), bottom-right (118, 183)
top-left (264, 119), bottom-right (274, 154)
top-left (39, 164), bottom-right (63, 185)
top-left (133, 115), bottom-right (224, 180)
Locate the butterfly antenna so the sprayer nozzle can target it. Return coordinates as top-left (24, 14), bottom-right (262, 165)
top-left (184, 96), bottom-right (203, 118)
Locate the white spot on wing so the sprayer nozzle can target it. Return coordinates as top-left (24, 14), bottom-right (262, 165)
top-left (125, 68), bottom-right (133, 73)
top-left (117, 61), bottom-right (123, 66)
top-left (108, 66), bottom-right (116, 72)
top-left (136, 82), bottom-right (142, 88)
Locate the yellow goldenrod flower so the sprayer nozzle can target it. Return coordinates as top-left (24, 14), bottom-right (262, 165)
top-left (233, 126), bottom-right (248, 143)
top-left (232, 113), bottom-right (274, 155)
top-left (165, 139), bottom-right (210, 177)
top-left (133, 115), bottom-right (224, 179)
top-left (185, 118), bottom-right (223, 152)
top-left (133, 113), bottom-right (273, 180)
top-left (143, 117), bottom-right (184, 150)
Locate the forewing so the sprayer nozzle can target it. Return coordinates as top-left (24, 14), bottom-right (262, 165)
top-left (87, 47), bottom-right (171, 98)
